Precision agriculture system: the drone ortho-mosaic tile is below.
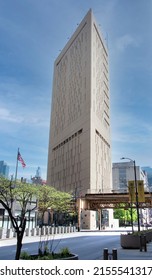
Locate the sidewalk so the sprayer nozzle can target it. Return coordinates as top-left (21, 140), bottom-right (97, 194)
top-left (0, 231), bottom-right (83, 246)
top-left (101, 227), bottom-right (152, 260)
top-left (117, 242), bottom-right (152, 260)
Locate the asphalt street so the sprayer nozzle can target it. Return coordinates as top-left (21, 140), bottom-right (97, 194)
top-left (0, 229), bottom-right (152, 260)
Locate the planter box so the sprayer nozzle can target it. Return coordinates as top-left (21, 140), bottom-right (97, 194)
top-left (21, 253), bottom-right (78, 260)
top-left (58, 254), bottom-right (78, 260)
top-left (121, 234), bottom-right (140, 249)
top-left (121, 230), bottom-right (152, 249)
top-left (146, 231), bottom-right (152, 242)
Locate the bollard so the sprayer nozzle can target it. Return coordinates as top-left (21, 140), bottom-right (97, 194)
top-left (112, 248), bottom-right (117, 260)
top-left (140, 235), bottom-right (147, 252)
top-left (103, 248), bottom-right (118, 260)
top-left (103, 248), bottom-right (108, 260)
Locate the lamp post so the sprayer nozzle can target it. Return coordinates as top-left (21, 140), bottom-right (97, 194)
top-left (121, 157), bottom-right (140, 232)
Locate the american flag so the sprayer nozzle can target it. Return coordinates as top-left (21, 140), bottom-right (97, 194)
top-left (18, 152), bottom-right (26, 168)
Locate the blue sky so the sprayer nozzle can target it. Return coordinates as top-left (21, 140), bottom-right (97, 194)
top-left (0, 0), bottom-right (152, 180)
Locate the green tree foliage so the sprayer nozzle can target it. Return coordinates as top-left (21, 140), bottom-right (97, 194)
top-left (37, 185), bottom-right (72, 221)
top-left (0, 177), bottom-right (72, 259)
top-left (114, 207), bottom-right (137, 225)
top-left (0, 176), bottom-right (37, 259)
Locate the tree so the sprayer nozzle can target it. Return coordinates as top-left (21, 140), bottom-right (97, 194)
top-left (37, 185), bottom-right (72, 225)
top-left (0, 177), bottom-right (73, 259)
top-left (34, 185), bottom-right (72, 255)
top-left (0, 177), bottom-right (37, 259)
top-left (114, 206), bottom-right (137, 225)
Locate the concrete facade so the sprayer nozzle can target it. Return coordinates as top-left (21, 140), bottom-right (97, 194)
top-left (112, 161), bottom-right (150, 226)
top-left (142, 166), bottom-right (152, 188)
top-left (112, 162), bottom-right (148, 193)
top-left (47, 9), bottom-right (112, 197)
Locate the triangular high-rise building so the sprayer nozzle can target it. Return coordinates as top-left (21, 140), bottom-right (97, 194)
top-left (47, 9), bottom-right (112, 197)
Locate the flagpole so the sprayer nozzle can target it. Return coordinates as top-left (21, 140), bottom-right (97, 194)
top-left (15, 147), bottom-right (19, 182)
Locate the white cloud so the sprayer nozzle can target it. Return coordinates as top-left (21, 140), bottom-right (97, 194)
top-left (111, 110), bottom-right (152, 145)
top-left (0, 106), bottom-right (49, 128)
top-left (0, 77), bottom-right (50, 129)
top-left (0, 107), bottom-right (23, 123)
top-left (115, 34), bottom-right (139, 52)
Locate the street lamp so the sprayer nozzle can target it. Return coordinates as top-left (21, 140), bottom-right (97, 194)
top-left (121, 157), bottom-right (140, 232)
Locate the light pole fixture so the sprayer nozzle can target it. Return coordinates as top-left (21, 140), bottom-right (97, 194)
top-left (120, 157), bottom-right (140, 232)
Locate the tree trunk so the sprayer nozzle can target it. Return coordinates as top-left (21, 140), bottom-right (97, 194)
top-left (15, 233), bottom-right (23, 260)
top-left (15, 218), bottom-right (26, 260)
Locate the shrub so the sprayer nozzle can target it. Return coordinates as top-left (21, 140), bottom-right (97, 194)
top-left (131, 229), bottom-right (152, 236)
top-left (59, 247), bottom-right (71, 257)
top-left (37, 255), bottom-right (53, 260)
top-left (20, 251), bottom-right (31, 260)
top-left (20, 247), bottom-right (72, 260)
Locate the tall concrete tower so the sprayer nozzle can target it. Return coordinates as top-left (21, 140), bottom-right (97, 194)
top-left (47, 9), bottom-right (112, 196)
